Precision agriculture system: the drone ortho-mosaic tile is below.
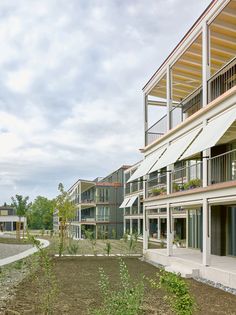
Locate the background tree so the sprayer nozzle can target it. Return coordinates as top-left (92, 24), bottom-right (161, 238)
top-left (54, 183), bottom-right (76, 256)
top-left (28, 196), bottom-right (54, 230)
top-left (11, 194), bottom-right (31, 239)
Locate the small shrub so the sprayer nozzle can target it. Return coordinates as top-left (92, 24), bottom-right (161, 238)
top-left (148, 269), bottom-right (195, 315)
top-left (67, 241), bottom-right (79, 255)
top-left (151, 187), bottom-right (166, 196)
top-left (104, 241), bottom-right (111, 256)
top-left (123, 232), bottom-right (128, 243)
top-left (91, 259), bottom-right (144, 315)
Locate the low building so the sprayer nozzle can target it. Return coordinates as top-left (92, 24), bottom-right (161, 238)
top-left (0, 205), bottom-right (27, 232)
top-left (68, 165), bottom-right (130, 239)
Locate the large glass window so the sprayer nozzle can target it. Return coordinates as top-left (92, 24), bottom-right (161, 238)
top-left (97, 206), bottom-right (110, 221)
top-left (97, 188), bottom-right (109, 202)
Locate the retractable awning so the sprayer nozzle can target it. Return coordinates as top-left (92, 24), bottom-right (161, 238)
top-left (127, 145), bottom-right (167, 183)
top-left (181, 106), bottom-right (236, 160)
top-left (149, 127), bottom-right (201, 173)
top-left (125, 195), bottom-right (138, 207)
top-left (119, 197), bottom-right (130, 208)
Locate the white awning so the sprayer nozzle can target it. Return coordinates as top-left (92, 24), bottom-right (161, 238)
top-left (119, 197), bottom-right (130, 208)
top-left (126, 195), bottom-right (138, 207)
top-left (127, 145), bottom-right (167, 183)
top-left (149, 127), bottom-right (201, 173)
top-left (181, 106), bottom-right (236, 160)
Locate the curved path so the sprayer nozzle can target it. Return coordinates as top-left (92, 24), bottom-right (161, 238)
top-left (0, 238), bottom-right (50, 267)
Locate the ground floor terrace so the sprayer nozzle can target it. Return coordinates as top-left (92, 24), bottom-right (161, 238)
top-left (70, 221), bottom-right (123, 240)
top-left (143, 182), bottom-right (236, 287)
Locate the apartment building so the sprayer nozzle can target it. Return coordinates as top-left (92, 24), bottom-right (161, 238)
top-left (128, 0), bottom-right (236, 288)
top-left (121, 162), bottom-right (144, 237)
top-left (0, 205), bottom-right (27, 232)
top-left (122, 162), bottom-right (187, 244)
top-left (68, 165), bottom-right (130, 239)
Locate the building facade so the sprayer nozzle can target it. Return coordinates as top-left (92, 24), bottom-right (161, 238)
top-left (0, 205), bottom-right (27, 232)
top-left (127, 0), bottom-right (236, 287)
top-left (68, 165), bottom-right (130, 239)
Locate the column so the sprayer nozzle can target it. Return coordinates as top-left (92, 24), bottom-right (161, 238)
top-left (202, 198), bottom-right (211, 266)
top-left (130, 218), bottom-right (133, 235)
top-left (144, 94), bottom-right (148, 146)
top-left (143, 206), bottom-right (149, 251)
top-left (124, 219), bottom-right (126, 235)
top-left (202, 22), bottom-right (211, 188)
top-left (167, 203), bottom-right (173, 256)
top-left (166, 65), bottom-right (172, 131)
top-left (138, 219), bottom-right (140, 235)
top-left (157, 217), bottom-right (161, 239)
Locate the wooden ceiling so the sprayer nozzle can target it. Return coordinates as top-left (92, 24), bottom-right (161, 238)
top-left (149, 0), bottom-right (236, 103)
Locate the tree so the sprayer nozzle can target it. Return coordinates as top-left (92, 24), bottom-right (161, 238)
top-left (11, 195), bottom-right (31, 239)
top-left (54, 183), bottom-right (76, 256)
top-left (28, 196), bottom-right (54, 230)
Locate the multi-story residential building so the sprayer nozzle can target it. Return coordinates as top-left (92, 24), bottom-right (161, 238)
top-left (122, 162), bottom-right (187, 244)
top-left (121, 162), bottom-right (144, 237)
top-left (127, 0), bottom-right (236, 288)
top-left (0, 205), bottom-right (27, 232)
top-left (68, 165), bottom-right (130, 239)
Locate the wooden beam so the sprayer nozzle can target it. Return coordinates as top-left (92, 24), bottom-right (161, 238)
top-left (211, 31), bottom-right (236, 47)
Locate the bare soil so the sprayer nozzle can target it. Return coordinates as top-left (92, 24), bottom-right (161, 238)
top-left (2, 256), bottom-right (236, 315)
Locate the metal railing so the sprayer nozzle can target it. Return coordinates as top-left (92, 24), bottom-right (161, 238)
top-left (208, 57), bottom-right (236, 103)
top-left (147, 173), bottom-right (167, 197)
top-left (146, 106), bottom-right (182, 145)
top-left (145, 58), bottom-right (236, 147)
top-left (208, 149), bottom-right (236, 185)
top-left (171, 161), bottom-right (202, 192)
top-left (182, 87), bottom-right (202, 118)
top-left (96, 215), bottom-right (109, 222)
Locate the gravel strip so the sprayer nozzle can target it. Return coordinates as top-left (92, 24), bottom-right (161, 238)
top-left (0, 243), bottom-right (33, 259)
top-left (194, 277), bottom-right (236, 295)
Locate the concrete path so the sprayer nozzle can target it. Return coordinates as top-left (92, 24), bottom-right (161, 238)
top-left (0, 238), bottom-right (50, 267)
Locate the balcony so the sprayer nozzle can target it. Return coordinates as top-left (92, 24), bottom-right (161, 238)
top-left (171, 162), bottom-right (202, 193)
top-left (96, 215), bottom-right (109, 222)
top-left (145, 57), bottom-right (236, 146)
top-left (208, 149), bottom-right (236, 185)
top-left (147, 173), bottom-right (167, 197)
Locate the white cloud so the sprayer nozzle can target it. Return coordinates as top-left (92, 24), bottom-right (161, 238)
top-left (0, 0), bottom-right (212, 203)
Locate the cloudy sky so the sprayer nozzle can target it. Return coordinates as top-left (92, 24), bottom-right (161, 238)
top-left (0, 0), bottom-right (211, 203)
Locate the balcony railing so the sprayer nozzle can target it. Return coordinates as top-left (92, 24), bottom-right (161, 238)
top-left (81, 217), bottom-right (95, 222)
top-left (171, 161), bottom-right (202, 193)
top-left (147, 173), bottom-right (167, 197)
top-left (96, 215), bottom-right (109, 222)
top-left (208, 57), bottom-right (236, 103)
top-left (145, 57), bottom-right (236, 146)
top-left (146, 106), bottom-right (182, 145)
top-left (208, 149), bottom-right (236, 185)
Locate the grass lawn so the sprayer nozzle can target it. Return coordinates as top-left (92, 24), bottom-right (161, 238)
top-left (0, 237), bottom-right (32, 245)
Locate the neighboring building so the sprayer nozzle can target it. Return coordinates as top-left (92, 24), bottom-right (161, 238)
top-left (127, 0), bottom-right (236, 288)
top-left (68, 165), bottom-right (130, 239)
top-left (121, 162), bottom-right (144, 237)
top-left (0, 205), bottom-right (27, 232)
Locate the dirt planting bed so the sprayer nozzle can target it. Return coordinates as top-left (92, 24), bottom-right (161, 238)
top-left (2, 256), bottom-right (236, 315)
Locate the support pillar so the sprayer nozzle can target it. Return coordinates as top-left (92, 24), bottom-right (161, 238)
top-left (157, 217), bottom-right (161, 240)
top-left (124, 219), bottom-right (126, 235)
top-left (138, 219), bottom-right (140, 235)
top-left (130, 218), bottom-right (133, 235)
top-left (143, 207), bottom-right (149, 251)
top-left (202, 198), bottom-right (211, 266)
top-left (166, 65), bottom-right (172, 131)
top-left (167, 203), bottom-right (173, 256)
top-left (144, 94), bottom-right (148, 146)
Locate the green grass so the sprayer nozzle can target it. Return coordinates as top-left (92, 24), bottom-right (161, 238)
top-left (0, 237), bottom-right (33, 245)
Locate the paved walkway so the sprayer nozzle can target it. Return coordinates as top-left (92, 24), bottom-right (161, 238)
top-left (0, 239), bottom-right (50, 267)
